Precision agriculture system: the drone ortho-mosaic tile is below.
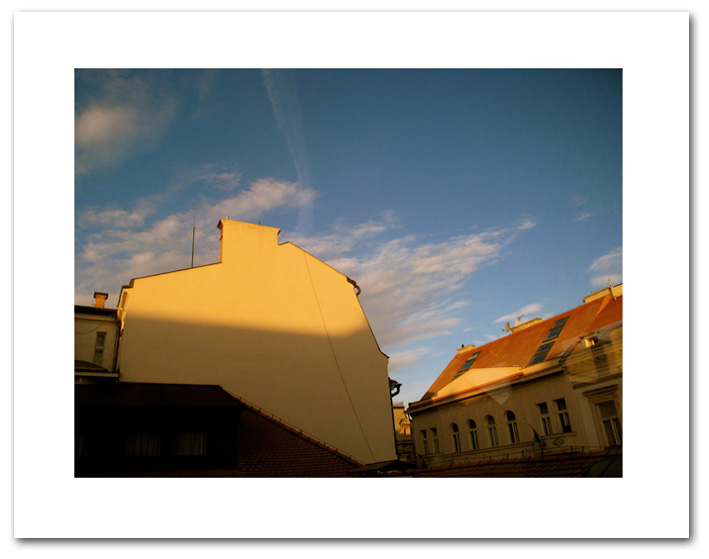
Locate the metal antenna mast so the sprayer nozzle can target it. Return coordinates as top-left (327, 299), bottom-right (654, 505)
top-left (191, 194), bottom-right (196, 268)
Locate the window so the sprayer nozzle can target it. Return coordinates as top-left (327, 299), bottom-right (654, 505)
top-left (486, 416), bottom-right (499, 447)
top-left (555, 398), bottom-right (572, 433)
top-left (420, 430), bottom-right (428, 454)
top-left (124, 432), bottom-right (162, 457)
top-left (451, 423), bottom-right (461, 452)
top-left (529, 342), bottom-right (554, 366)
top-left (542, 316), bottom-right (569, 342)
top-left (431, 428), bottom-right (439, 453)
top-left (453, 351), bottom-right (481, 380)
top-left (505, 411), bottom-right (520, 443)
top-left (529, 317), bottom-right (569, 366)
top-left (537, 402), bottom-right (553, 435)
top-left (92, 331), bottom-right (107, 366)
top-left (468, 419), bottom-right (479, 450)
top-left (598, 401), bottom-right (622, 446)
top-left (171, 430), bottom-right (207, 456)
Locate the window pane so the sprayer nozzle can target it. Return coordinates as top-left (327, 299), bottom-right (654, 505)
top-left (598, 401), bottom-right (617, 419)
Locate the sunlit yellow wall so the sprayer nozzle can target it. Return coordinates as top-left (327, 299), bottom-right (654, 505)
top-left (117, 220), bottom-right (396, 464)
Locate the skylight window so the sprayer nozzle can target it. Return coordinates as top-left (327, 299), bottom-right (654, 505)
top-left (453, 351), bottom-right (481, 379)
top-left (528, 342), bottom-right (554, 366)
top-left (542, 316), bottom-right (569, 342)
top-left (527, 316), bottom-right (569, 366)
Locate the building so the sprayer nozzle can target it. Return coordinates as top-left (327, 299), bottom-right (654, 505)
top-left (75, 292), bottom-right (120, 384)
top-left (392, 402), bottom-right (415, 463)
top-left (75, 382), bottom-right (360, 477)
top-left (407, 283), bottom-right (622, 471)
top-left (113, 219), bottom-right (397, 465)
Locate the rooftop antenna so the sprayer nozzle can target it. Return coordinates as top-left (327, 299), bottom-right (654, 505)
top-left (515, 315), bottom-right (523, 326)
top-left (191, 193), bottom-right (196, 268)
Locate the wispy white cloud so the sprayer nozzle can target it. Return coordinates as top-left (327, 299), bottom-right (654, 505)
top-left (289, 221), bottom-right (531, 351)
top-left (388, 348), bottom-right (431, 372)
top-left (75, 72), bottom-right (179, 175)
top-left (573, 211), bottom-right (592, 223)
top-left (77, 174), bottom-right (536, 366)
top-left (186, 163), bottom-right (242, 192)
top-left (78, 206), bottom-right (154, 229)
top-left (203, 178), bottom-right (317, 226)
top-left (517, 217), bottom-right (537, 231)
top-left (571, 195), bottom-right (588, 207)
top-left (75, 177), bottom-right (317, 303)
top-left (589, 246), bottom-right (623, 287)
top-left (494, 302), bottom-right (544, 324)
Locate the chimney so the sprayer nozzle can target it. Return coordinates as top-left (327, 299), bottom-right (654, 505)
top-left (93, 292), bottom-right (108, 309)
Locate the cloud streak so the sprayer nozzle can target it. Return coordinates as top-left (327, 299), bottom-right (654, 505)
top-left (573, 211), bottom-right (592, 223)
top-left (76, 168), bottom-right (537, 367)
top-left (75, 177), bottom-right (317, 303)
top-left (261, 69), bottom-right (314, 234)
top-left (588, 246), bottom-right (623, 287)
top-left (494, 303), bottom-right (544, 324)
top-left (288, 221), bottom-right (533, 351)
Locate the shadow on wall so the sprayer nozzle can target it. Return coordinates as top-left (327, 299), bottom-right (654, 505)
top-left (106, 313), bottom-right (397, 467)
top-left (74, 382), bottom-right (364, 478)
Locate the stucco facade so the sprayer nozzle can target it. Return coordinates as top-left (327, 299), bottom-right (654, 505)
top-left (116, 219), bottom-right (397, 464)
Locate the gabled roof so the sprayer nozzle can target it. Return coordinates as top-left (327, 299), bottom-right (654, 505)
top-left (413, 288), bottom-right (623, 405)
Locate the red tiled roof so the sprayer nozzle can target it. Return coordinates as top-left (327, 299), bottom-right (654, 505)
top-left (230, 403), bottom-right (363, 477)
top-left (409, 449), bottom-right (622, 477)
top-left (418, 291), bottom-right (623, 401)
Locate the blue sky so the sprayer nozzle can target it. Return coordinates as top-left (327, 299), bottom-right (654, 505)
top-left (75, 69), bottom-right (622, 406)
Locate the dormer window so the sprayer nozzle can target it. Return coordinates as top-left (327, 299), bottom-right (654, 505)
top-left (583, 334), bottom-right (599, 348)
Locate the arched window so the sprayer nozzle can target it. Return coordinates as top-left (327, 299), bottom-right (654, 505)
top-left (468, 419), bottom-right (479, 450)
top-left (451, 423), bottom-right (461, 452)
top-left (505, 410), bottom-right (520, 443)
top-left (486, 415), bottom-right (499, 447)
